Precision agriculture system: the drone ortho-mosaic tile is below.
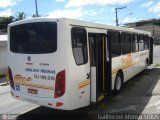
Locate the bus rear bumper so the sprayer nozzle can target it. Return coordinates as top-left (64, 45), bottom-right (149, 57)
top-left (11, 90), bottom-right (73, 110)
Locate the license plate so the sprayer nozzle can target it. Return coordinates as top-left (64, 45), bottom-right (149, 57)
top-left (27, 88), bottom-right (38, 94)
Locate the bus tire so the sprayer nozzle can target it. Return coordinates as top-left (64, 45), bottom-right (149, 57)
top-left (146, 58), bottom-right (149, 66)
top-left (145, 58), bottom-right (149, 70)
top-left (113, 72), bottom-right (123, 95)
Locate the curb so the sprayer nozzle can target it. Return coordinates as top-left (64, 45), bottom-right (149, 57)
top-left (146, 79), bottom-right (160, 96)
top-left (146, 65), bottom-right (160, 96)
top-left (0, 82), bottom-right (9, 86)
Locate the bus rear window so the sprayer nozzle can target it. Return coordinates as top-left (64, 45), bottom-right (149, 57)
top-left (10, 22), bottom-right (57, 54)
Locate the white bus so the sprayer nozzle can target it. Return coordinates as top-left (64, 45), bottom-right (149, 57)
top-left (8, 18), bottom-right (153, 110)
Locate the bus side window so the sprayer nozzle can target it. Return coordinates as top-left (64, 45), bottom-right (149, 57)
top-left (110, 31), bottom-right (121, 57)
top-left (144, 35), bottom-right (149, 50)
top-left (71, 27), bottom-right (88, 65)
top-left (131, 34), bottom-right (139, 52)
top-left (139, 34), bottom-right (144, 51)
top-left (121, 32), bottom-right (131, 55)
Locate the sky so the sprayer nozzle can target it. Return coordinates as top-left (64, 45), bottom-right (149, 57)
top-left (0, 0), bottom-right (160, 26)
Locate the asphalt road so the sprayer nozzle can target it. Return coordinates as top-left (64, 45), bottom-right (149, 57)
top-left (0, 46), bottom-right (160, 120)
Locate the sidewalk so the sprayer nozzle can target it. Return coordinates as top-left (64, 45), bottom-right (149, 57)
top-left (147, 76), bottom-right (160, 96)
top-left (142, 71), bottom-right (160, 114)
top-left (0, 85), bottom-right (10, 95)
top-left (151, 80), bottom-right (160, 95)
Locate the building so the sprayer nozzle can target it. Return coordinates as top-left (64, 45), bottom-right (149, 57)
top-left (125, 19), bottom-right (160, 44)
top-left (0, 34), bottom-right (7, 75)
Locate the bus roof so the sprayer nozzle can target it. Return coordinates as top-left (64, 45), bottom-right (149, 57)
top-left (64, 18), bottom-right (151, 35)
top-left (8, 18), bottom-right (151, 35)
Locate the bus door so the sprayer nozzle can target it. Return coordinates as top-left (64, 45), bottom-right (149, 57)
top-left (89, 33), bottom-right (111, 102)
top-left (149, 37), bottom-right (153, 64)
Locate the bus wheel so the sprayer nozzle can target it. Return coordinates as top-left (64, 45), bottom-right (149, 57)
top-left (145, 59), bottom-right (149, 70)
top-left (114, 72), bottom-right (123, 95)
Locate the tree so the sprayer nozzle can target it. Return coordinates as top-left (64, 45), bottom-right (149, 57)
top-left (15, 12), bottom-right (26, 21)
top-left (0, 16), bottom-right (14, 32)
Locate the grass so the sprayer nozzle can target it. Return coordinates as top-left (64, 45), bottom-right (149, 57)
top-left (154, 63), bottom-right (160, 67)
top-left (0, 74), bottom-right (5, 78)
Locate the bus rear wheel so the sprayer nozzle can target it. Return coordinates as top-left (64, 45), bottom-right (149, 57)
top-left (114, 72), bottom-right (123, 95)
top-left (145, 58), bottom-right (149, 70)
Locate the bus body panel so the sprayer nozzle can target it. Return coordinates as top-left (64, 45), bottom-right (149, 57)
top-left (8, 18), bottom-right (92, 110)
top-left (8, 19), bottom-right (74, 110)
top-left (112, 49), bottom-right (149, 90)
top-left (8, 18), bottom-right (153, 110)
top-left (62, 25), bottom-right (91, 109)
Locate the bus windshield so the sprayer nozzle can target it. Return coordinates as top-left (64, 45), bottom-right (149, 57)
top-left (10, 22), bottom-right (57, 54)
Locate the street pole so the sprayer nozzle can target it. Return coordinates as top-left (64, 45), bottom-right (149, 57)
top-left (35, 0), bottom-right (38, 17)
top-left (115, 6), bottom-right (126, 26)
top-left (152, 19), bottom-right (155, 37)
top-left (115, 8), bottom-right (118, 26)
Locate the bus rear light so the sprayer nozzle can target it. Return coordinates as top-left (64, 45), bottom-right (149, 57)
top-left (8, 66), bottom-right (15, 90)
top-left (56, 102), bottom-right (63, 107)
top-left (48, 103), bottom-right (52, 106)
top-left (54, 70), bottom-right (65, 98)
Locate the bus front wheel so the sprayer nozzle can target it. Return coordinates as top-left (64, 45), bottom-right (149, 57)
top-left (114, 72), bottom-right (123, 95)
